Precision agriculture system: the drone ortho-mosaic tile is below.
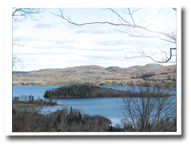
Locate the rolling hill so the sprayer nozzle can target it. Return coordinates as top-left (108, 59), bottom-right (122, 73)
top-left (12, 64), bottom-right (176, 89)
top-left (19, 63), bottom-right (164, 76)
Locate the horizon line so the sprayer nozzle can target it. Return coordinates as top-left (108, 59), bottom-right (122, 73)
top-left (11, 63), bottom-right (176, 72)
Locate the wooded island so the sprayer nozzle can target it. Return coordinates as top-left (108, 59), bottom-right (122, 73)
top-left (43, 84), bottom-right (172, 99)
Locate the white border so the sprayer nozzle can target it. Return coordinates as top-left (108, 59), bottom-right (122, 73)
top-left (5, 6), bottom-right (182, 136)
top-left (5, 6), bottom-right (13, 136)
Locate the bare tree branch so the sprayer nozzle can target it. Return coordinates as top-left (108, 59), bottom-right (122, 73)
top-left (52, 8), bottom-right (177, 63)
top-left (120, 84), bottom-right (176, 132)
top-left (12, 55), bottom-right (23, 71)
top-left (125, 47), bottom-right (176, 63)
top-left (12, 8), bottom-right (45, 71)
top-left (12, 8), bottom-right (45, 22)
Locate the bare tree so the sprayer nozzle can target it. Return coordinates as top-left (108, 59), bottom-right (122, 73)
top-left (12, 8), bottom-right (45, 23)
top-left (120, 84), bottom-right (176, 132)
top-left (12, 8), bottom-right (45, 70)
top-left (52, 8), bottom-right (177, 63)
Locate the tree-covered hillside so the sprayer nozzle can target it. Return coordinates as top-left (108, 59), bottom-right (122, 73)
top-left (13, 64), bottom-right (176, 89)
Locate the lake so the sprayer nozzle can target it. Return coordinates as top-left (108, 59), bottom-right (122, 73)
top-left (12, 85), bottom-right (176, 126)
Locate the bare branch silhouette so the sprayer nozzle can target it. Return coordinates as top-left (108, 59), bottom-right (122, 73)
top-left (12, 8), bottom-right (45, 70)
top-left (52, 8), bottom-right (176, 63)
top-left (125, 47), bottom-right (176, 63)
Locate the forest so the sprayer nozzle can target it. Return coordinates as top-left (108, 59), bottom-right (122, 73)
top-left (12, 106), bottom-right (112, 132)
top-left (12, 105), bottom-right (176, 132)
top-left (44, 84), bottom-right (123, 98)
top-left (44, 83), bottom-right (174, 99)
top-left (12, 64), bottom-right (176, 89)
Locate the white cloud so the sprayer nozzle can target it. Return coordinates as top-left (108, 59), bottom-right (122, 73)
top-left (12, 8), bottom-right (176, 71)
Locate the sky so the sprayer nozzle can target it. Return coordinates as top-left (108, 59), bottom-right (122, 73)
top-left (12, 8), bottom-right (177, 71)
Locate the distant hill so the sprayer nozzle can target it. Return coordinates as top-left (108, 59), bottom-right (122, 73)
top-left (144, 63), bottom-right (163, 68)
top-left (26, 63), bottom-right (165, 76)
top-left (12, 64), bottom-right (176, 88)
top-left (29, 65), bottom-right (108, 75)
top-left (12, 71), bottom-right (31, 74)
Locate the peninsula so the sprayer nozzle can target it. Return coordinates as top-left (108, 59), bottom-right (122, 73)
top-left (43, 84), bottom-right (172, 99)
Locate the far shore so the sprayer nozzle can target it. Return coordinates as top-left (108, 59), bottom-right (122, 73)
top-left (47, 94), bottom-right (176, 99)
top-left (12, 83), bottom-right (177, 90)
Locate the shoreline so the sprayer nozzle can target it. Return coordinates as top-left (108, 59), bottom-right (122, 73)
top-left (48, 94), bottom-right (176, 99)
top-left (12, 84), bottom-right (177, 90)
top-left (12, 101), bottom-right (58, 108)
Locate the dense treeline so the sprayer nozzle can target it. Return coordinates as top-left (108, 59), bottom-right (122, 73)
top-left (120, 117), bottom-right (176, 132)
top-left (12, 105), bottom-right (176, 132)
top-left (44, 84), bottom-right (124, 98)
top-left (12, 106), bottom-right (112, 132)
top-left (44, 83), bottom-right (173, 99)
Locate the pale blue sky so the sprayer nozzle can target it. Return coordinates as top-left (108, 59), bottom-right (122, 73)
top-left (12, 8), bottom-right (177, 71)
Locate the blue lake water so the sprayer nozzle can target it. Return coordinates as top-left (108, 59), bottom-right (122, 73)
top-left (12, 85), bottom-right (176, 126)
